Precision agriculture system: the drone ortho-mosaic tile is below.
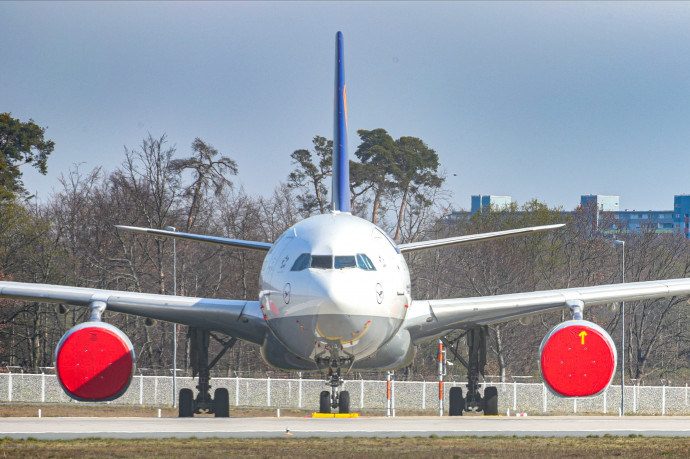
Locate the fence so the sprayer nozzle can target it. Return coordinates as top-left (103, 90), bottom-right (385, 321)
top-left (1, 371), bottom-right (689, 415)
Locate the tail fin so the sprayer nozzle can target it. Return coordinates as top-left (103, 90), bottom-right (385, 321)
top-left (332, 31), bottom-right (351, 212)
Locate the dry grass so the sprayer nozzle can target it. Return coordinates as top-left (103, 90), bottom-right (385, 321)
top-left (0, 403), bottom-right (272, 418)
top-left (0, 403), bottom-right (179, 418)
top-left (0, 403), bottom-right (442, 418)
top-left (0, 436), bottom-right (688, 458)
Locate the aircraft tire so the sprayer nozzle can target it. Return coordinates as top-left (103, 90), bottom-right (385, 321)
top-left (449, 387), bottom-right (464, 416)
top-left (319, 390), bottom-right (331, 414)
top-left (214, 388), bottom-right (230, 417)
top-left (179, 388), bottom-right (194, 417)
top-left (483, 386), bottom-right (498, 416)
top-left (339, 390), bottom-right (350, 414)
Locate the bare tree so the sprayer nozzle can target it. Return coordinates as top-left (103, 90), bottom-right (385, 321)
top-left (169, 137), bottom-right (238, 233)
top-left (111, 133), bottom-right (181, 294)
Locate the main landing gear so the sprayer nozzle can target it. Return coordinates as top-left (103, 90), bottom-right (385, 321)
top-left (444, 326), bottom-right (499, 416)
top-left (318, 365), bottom-right (350, 414)
top-left (178, 327), bottom-right (237, 418)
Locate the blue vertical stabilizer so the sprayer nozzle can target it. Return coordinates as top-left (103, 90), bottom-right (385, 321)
top-left (332, 31), bottom-right (351, 213)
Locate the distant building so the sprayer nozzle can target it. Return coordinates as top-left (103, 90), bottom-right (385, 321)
top-left (470, 195), bottom-right (512, 214)
top-left (674, 195), bottom-right (690, 237)
top-left (451, 194), bottom-right (690, 238)
top-left (580, 194), bottom-right (674, 233)
top-left (580, 195), bottom-right (619, 212)
top-left (616, 210), bottom-right (675, 234)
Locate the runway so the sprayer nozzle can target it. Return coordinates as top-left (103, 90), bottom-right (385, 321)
top-left (2, 415), bottom-right (690, 440)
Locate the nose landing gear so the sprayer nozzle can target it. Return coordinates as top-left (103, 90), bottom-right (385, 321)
top-left (319, 366), bottom-right (350, 414)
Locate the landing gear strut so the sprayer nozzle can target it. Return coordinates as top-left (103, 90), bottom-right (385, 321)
top-left (443, 326), bottom-right (499, 416)
top-left (318, 364), bottom-right (350, 414)
top-left (178, 327), bottom-right (236, 417)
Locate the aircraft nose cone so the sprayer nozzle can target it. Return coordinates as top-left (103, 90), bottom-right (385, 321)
top-left (311, 273), bottom-right (361, 340)
top-left (311, 272), bottom-right (360, 314)
top-left (315, 314), bottom-right (359, 342)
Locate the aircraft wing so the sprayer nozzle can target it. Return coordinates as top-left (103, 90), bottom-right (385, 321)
top-left (0, 281), bottom-right (267, 345)
top-left (116, 225), bottom-right (273, 252)
top-left (404, 278), bottom-right (690, 344)
top-left (397, 223), bottom-right (565, 253)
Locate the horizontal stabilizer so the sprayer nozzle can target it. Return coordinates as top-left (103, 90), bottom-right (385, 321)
top-left (397, 223), bottom-right (565, 253)
top-left (115, 225), bottom-right (272, 252)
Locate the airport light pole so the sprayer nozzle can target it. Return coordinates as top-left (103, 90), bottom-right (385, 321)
top-left (614, 239), bottom-right (625, 416)
top-left (166, 226), bottom-right (178, 409)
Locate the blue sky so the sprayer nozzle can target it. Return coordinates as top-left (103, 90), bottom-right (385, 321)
top-left (3, 1), bottom-right (690, 212)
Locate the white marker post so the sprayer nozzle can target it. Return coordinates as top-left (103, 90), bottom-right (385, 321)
top-left (438, 339), bottom-right (444, 417)
top-left (386, 371), bottom-right (392, 417)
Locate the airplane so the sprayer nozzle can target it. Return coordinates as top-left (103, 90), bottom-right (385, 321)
top-left (3, 31), bottom-right (690, 417)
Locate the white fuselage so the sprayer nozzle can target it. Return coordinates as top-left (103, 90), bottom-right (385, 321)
top-left (258, 212), bottom-right (411, 370)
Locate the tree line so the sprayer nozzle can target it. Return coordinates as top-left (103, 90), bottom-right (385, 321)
top-left (1, 113), bottom-right (689, 385)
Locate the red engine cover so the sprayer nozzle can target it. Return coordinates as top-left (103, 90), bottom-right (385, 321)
top-left (539, 320), bottom-right (617, 397)
top-left (55, 322), bottom-right (135, 401)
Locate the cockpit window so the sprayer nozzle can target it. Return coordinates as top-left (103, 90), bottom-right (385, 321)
top-left (291, 253), bottom-right (376, 271)
top-left (334, 255), bottom-right (356, 269)
top-left (290, 253), bottom-right (311, 271)
top-left (310, 255), bottom-right (333, 269)
top-left (356, 253), bottom-right (376, 271)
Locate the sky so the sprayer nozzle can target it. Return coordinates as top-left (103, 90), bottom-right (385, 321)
top-left (3, 1), bottom-right (690, 212)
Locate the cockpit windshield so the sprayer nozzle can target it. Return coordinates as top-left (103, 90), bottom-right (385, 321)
top-left (356, 253), bottom-right (376, 271)
top-left (334, 256), bottom-right (356, 269)
top-left (310, 255), bottom-right (332, 269)
top-left (290, 253), bottom-right (376, 271)
top-left (290, 253), bottom-right (310, 271)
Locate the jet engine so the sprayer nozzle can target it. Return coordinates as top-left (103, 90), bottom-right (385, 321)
top-left (539, 320), bottom-right (616, 397)
top-left (55, 321), bottom-right (136, 401)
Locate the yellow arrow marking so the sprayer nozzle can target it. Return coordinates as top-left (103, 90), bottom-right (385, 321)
top-left (579, 331), bottom-right (587, 345)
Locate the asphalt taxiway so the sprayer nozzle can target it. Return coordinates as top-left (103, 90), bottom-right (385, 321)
top-left (1, 415), bottom-right (690, 440)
